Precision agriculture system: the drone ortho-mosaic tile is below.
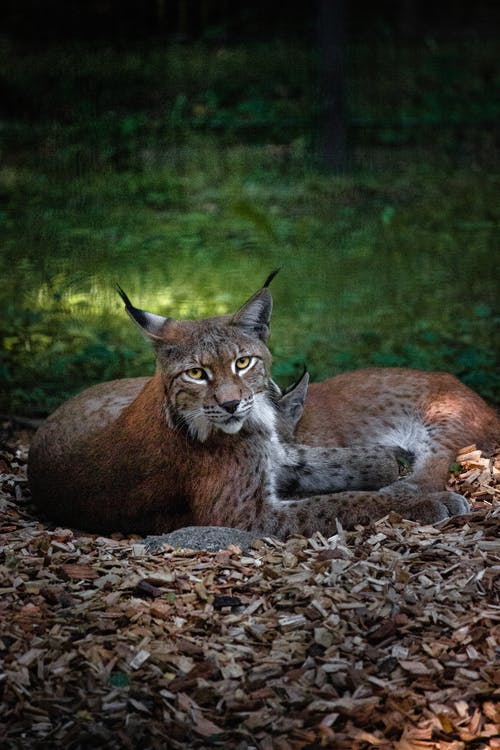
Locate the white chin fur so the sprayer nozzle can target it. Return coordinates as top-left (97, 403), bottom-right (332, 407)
top-left (215, 420), bottom-right (244, 435)
top-left (183, 415), bottom-right (243, 441)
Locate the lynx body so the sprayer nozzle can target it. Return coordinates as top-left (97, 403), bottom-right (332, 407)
top-left (297, 368), bottom-right (498, 499)
top-left (28, 279), bottom-right (499, 538)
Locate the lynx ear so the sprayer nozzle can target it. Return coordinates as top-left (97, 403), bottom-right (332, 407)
top-left (231, 287), bottom-right (273, 341)
top-left (278, 370), bottom-right (309, 426)
top-left (116, 285), bottom-right (169, 339)
top-left (231, 270), bottom-right (279, 341)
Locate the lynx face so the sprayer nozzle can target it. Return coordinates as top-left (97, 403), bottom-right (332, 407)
top-left (156, 323), bottom-right (275, 442)
top-left (116, 280), bottom-right (277, 442)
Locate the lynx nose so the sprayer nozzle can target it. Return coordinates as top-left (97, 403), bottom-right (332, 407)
top-left (221, 399), bottom-right (240, 414)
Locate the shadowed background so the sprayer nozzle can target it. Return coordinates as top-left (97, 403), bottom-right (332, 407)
top-left (1, 0), bottom-right (499, 416)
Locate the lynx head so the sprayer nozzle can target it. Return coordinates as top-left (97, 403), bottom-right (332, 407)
top-left (117, 273), bottom-right (278, 442)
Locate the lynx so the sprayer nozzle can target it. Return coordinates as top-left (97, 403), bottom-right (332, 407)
top-left (28, 276), bottom-right (499, 538)
top-left (295, 368), bottom-right (499, 502)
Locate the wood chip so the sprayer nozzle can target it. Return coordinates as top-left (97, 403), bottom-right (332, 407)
top-left (1, 436), bottom-right (499, 748)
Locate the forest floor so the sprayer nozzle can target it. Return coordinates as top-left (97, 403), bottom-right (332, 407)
top-left (0, 431), bottom-right (499, 749)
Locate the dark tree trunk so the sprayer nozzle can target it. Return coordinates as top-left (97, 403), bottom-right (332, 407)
top-left (317, 0), bottom-right (348, 171)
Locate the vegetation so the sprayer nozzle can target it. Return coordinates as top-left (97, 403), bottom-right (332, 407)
top-left (1, 38), bottom-right (499, 415)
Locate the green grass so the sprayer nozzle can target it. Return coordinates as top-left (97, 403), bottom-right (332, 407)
top-left (1, 39), bottom-right (499, 415)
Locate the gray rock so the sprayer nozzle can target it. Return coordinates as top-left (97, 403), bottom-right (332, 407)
top-left (144, 525), bottom-right (261, 553)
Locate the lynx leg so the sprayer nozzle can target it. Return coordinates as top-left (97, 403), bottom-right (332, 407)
top-left (252, 486), bottom-right (470, 539)
top-left (275, 444), bottom-right (402, 497)
top-left (402, 492), bottom-right (470, 522)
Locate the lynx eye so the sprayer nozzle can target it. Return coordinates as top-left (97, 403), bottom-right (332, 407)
top-left (234, 356), bottom-right (252, 371)
top-left (185, 367), bottom-right (208, 381)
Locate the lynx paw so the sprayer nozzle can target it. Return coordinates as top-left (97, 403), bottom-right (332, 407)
top-left (408, 492), bottom-right (470, 524)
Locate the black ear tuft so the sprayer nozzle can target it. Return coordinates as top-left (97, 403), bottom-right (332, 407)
top-left (262, 268), bottom-right (281, 288)
top-left (116, 284), bottom-right (135, 314)
top-left (116, 284), bottom-right (169, 338)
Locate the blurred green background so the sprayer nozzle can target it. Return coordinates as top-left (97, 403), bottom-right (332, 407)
top-left (1, 3), bottom-right (499, 416)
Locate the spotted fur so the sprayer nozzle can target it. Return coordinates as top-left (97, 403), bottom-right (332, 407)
top-left (28, 278), bottom-right (499, 538)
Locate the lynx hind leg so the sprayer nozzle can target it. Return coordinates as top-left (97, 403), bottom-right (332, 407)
top-left (255, 486), bottom-right (470, 539)
top-left (378, 486), bottom-right (470, 524)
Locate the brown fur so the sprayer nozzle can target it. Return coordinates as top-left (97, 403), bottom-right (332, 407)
top-left (28, 282), bottom-right (500, 538)
top-left (297, 368), bottom-right (499, 491)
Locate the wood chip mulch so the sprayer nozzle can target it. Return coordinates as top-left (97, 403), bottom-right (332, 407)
top-left (0, 431), bottom-right (499, 749)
